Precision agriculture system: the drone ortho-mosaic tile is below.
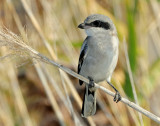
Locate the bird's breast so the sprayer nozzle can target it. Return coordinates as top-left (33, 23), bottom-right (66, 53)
top-left (80, 35), bottom-right (119, 83)
top-left (89, 35), bottom-right (118, 55)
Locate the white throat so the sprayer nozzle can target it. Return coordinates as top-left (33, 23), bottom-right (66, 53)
top-left (85, 27), bottom-right (108, 36)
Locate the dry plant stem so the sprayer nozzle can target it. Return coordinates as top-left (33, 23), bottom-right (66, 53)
top-left (37, 53), bottom-right (160, 124)
top-left (123, 39), bottom-right (144, 126)
top-left (20, 0), bottom-right (57, 60)
top-left (42, 65), bottom-right (86, 126)
top-left (7, 63), bottom-right (34, 126)
top-left (0, 95), bottom-right (14, 126)
top-left (97, 92), bottom-right (119, 126)
top-left (59, 70), bottom-right (82, 126)
top-left (114, 78), bottom-right (140, 126)
top-left (59, 69), bottom-right (96, 126)
top-left (6, 2), bottom-right (83, 125)
top-left (0, 30), bottom-right (160, 124)
top-left (34, 62), bottom-right (66, 126)
top-left (19, 1), bottom-right (95, 125)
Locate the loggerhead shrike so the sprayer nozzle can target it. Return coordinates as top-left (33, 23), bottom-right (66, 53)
top-left (78, 14), bottom-right (121, 118)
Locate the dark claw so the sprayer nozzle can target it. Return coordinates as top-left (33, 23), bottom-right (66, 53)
top-left (113, 91), bottom-right (121, 103)
top-left (88, 76), bottom-right (94, 88)
top-left (106, 81), bottom-right (121, 103)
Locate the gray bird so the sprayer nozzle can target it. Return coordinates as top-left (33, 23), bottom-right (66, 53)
top-left (78, 14), bottom-right (121, 118)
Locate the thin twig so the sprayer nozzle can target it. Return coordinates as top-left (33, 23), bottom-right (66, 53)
top-left (0, 29), bottom-right (160, 124)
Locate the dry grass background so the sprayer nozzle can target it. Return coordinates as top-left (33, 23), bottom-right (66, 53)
top-left (0, 0), bottom-right (160, 126)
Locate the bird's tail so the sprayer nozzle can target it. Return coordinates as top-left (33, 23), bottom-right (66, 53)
top-left (81, 85), bottom-right (96, 118)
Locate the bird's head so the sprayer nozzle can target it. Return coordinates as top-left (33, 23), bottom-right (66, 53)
top-left (78, 14), bottom-right (117, 36)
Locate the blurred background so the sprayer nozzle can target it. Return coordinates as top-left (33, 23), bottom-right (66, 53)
top-left (0, 0), bottom-right (160, 126)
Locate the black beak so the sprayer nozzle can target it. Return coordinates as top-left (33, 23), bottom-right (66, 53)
top-left (78, 23), bottom-right (85, 29)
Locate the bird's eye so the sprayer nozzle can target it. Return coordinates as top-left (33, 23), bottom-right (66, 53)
top-left (103, 22), bottom-right (110, 30)
top-left (92, 21), bottom-right (100, 27)
top-left (89, 20), bottom-right (110, 30)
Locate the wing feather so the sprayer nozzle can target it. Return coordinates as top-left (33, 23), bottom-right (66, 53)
top-left (78, 37), bottom-right (89, 85)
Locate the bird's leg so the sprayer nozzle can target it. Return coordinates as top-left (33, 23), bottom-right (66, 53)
top-left (107, 81), bottom-right (121, 103)
top-left (88, 76), bottom-right (95, 88)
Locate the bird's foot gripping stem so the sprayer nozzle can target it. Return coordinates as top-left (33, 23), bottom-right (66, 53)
top-left (107, 81), bottom-right (121, 103)
top-left (114, 91), bottom-right (121, 103)
top-left (88, 76), bottom-right (95, 88)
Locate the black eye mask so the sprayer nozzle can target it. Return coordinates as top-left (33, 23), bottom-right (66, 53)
top-left (86, 20), bottom-right (110, 30)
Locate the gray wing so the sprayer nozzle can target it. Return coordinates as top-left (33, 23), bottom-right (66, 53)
top-left (78, 37), bottom-right (89, 85)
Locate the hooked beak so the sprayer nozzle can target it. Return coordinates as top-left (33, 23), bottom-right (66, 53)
top-left (78, 23), bottom-right (91, 29)
top-left (78, 23), bottom-right (85, 29)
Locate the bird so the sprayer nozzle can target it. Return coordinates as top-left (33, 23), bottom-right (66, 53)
top-left (77, 14), bottom-right (121, 118)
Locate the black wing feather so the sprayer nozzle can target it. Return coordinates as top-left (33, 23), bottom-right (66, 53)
top-left (78, 38), bottom-right (88, 85)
